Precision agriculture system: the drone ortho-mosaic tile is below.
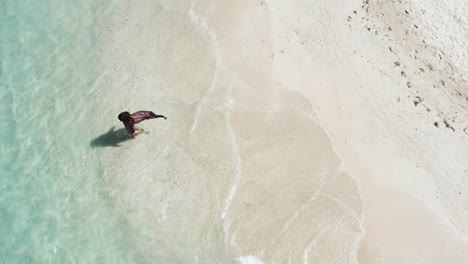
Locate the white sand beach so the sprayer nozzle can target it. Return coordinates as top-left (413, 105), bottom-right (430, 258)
top-left (92, 0), bottom-right (468, 262)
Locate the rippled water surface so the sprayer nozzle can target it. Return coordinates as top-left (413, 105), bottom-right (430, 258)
top-left (1, 0), bottom-right (367, 263)
top-left (0, 1), bottom-right (143, 262)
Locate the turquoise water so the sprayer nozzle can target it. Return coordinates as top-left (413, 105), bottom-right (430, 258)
top-left (0, 1), bottom-right (141, 262)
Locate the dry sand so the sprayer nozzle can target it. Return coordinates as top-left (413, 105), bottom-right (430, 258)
top-left (92, 0), bottom-right (468, 263)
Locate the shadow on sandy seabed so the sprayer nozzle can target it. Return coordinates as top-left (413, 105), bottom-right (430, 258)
top-left (90, 127), bottom-right (131, 147)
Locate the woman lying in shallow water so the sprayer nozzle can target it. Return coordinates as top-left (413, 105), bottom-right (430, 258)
top-left (118, 111), bottom-right (167, 138)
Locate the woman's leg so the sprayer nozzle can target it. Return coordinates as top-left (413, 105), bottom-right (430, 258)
top-left (132, 129), bottom-right (144, 138)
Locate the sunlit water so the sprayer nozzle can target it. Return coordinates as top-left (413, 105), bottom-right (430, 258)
top-left (1, 0), bottom-right (366, 263)
top-left (0, 1), bottom-right (143, 262)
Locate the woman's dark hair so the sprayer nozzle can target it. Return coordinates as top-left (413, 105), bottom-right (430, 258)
top-left (118, 111), bottom-right (131, 122)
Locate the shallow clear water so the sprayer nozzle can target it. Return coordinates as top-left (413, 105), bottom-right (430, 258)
top-left (0, 1), bottom-right (141, 262)
top-left (1, 0), bottom-right (368, 263)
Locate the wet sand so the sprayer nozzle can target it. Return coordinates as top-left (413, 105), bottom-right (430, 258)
top-left (92, 0), bottom-right (468, 262)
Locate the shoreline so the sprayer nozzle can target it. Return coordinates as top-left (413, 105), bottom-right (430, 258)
top-left (93, 0), bottom-right (468, 262)
top-left (266, 0), bottom-right (468, 262)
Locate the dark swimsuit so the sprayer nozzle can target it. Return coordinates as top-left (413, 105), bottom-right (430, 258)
top-left (123, 111), bottom-right (165, 135)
